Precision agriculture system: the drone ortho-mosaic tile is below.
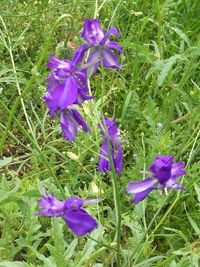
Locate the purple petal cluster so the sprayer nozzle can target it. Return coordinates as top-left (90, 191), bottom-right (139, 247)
top-left (126, 155), bottom-right (186, 203)
top-left (98, 117), bottom-right (122, 175)
top-left (37, 193), bottom-right (99, 236)
top-left (78, 19), bottom-right (123, 75)
top-left (44, 55), bottom-right (91, 117)
top-left (43, 54), bottom-right (92, 141)
top-left (43, 19), bottom-right (123, 142)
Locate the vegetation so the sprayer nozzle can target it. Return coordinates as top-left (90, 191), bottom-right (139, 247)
top-left (0, 0), bottom-right (200, 266)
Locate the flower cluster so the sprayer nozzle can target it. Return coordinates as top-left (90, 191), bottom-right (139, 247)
top-left (43, 18), bottom-right (123, 141)
top-left (39, 18), bottom-right (187, 238)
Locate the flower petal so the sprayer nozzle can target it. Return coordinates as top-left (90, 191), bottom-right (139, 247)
top-left (114, 144), bottom-right (123, 175)
top-left (106, 40), bottom-right (124, 54)
top-left (100, 27), bottom-right (120, 45)
top-left (60, 112), bottom-right (78, 142)
top-left (36, 193), bottom-right (64, 217)
top-left (64, 208), bottom-right (98, 236)
top-left (45, 76), bottom-right (78, 113)
top-left (81, 18), bottom-right (104, 45)
top-left (131, 187), bottom-right (155, 204)
top-left (64, 197), bottom-right (83, 209)
top-left (104, 116), bottom-right (120, 144)
top-left (75, 70), bottom-right (88, 92)
top-left (43, 95), bottom-right (57, 118)
top-left (102, 48), bottom-right (121, 69)
top-left (87, 48), bottom-right (101, 76)
top-left (150, 155), bottom-right (173, 184)
top-left (171, 162), bottom-right (186, 179)
top-left (165, 178), bottom-right (186, 190)
top-left (71, 44), bottom-right (90, 66)
top-left (77, 88), bottom-right (94, 104)
top-left (98, 139), bottom-right (110, 173)
top-left (43, 77), bottom-right (65, 118)
top-left (71, 109), bottom-right (89, 132)
top-left (47, 55), bottom-right (71, 71)
top-left (61, 76), bottom-right (78, 107)
top-left (47, 55), bottom-right (62, 69)
top-left (126, 178), bottom-right (156, 194)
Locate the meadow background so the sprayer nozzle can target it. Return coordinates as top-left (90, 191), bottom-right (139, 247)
top-left (0, 0), bottom-right (200, 266)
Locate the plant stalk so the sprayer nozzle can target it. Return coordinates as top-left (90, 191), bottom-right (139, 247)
top-left (99, 61), bottom-right (121, 266)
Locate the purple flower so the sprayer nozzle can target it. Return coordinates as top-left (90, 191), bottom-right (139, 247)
top-left (37, 193), bottom-right (99, 237)
top-left (126, 155), bottom-right (186, 204)
top-left (43, 52), bottom-right (93, 142)
top-left (77, 18), bottom-right (123, 75)
top-left (98, 117), bottom-right (122, 175)
top-left (43, 54), bottom-right (92, 118)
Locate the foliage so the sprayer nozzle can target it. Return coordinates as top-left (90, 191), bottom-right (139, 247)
top-left (0, 0), bottom-right (200, 266)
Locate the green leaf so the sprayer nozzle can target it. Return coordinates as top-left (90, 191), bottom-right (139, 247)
top-left (47, 218), bottom-right (66, 267)
top-left (155, 54), bottom-right (183, 87)
top-left (74, 229), bottom-right (101, 267)
top-left (0, 157), bottom-right (12, 169)
top-left (121, 90), bottom-right (133, 120)
top-left (173, 246), bottom-right (192, 256)
top-left (185, 204), bottom-right (200, 236)
top-left (171, 27), bottom-right (190, 45)
top-left (194, 183), bottom-right (200, 203)
top-left (0, 183), bottom-right (19, 206)
top-left (27, 245), bottom-right (56, 267)
top-left (64, 239), bottom-right (78, 261)
top-left (134, 256), bottom-right (166, 266)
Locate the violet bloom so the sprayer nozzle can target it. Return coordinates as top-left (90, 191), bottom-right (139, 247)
top-left (98, 117), bottom-right (122, 175)
top-left (37, 193), bottom-right (99, 237)
top-left (43, 53), bottom-right (92, 141)
top-left (78, 18), bottom-right (123, 75)
top-left (126, 155), bottom-right (186, 204)
top-left (43, 54), bottom-right (92, 118)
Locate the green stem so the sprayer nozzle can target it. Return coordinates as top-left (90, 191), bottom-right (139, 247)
top-left (99, 62), bottom-right (121, 266)
top-left (0, 100), bottom-right (66, 198)
top-left (0, 14), bottom-right (73, 153)
top-left (156, 0), bottom-right (162, 59)
top-left (0, 16), bottom-right (33, 135)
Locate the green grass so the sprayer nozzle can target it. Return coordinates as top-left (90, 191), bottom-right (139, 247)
top-left (0, 0), bottom-right (200, 266)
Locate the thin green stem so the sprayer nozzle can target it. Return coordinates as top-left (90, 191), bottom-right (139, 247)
top-left (141, 133), bottom-right (147, 230)
top-left (103, 121), bottom-right (121, 266)
top-left (156, 0), bottom-right (162, 59)
top-left (107, 0), bottom-right (123, 29)
top-left (0, 16), bottom-right (33, 135)
top-left (0, 14), bottom-right (73, 153)
top-left (99, 61), bottom-right (121, 266)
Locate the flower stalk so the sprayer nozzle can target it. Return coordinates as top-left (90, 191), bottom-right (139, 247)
top-left (99, 60), bottom-right (122, 266)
